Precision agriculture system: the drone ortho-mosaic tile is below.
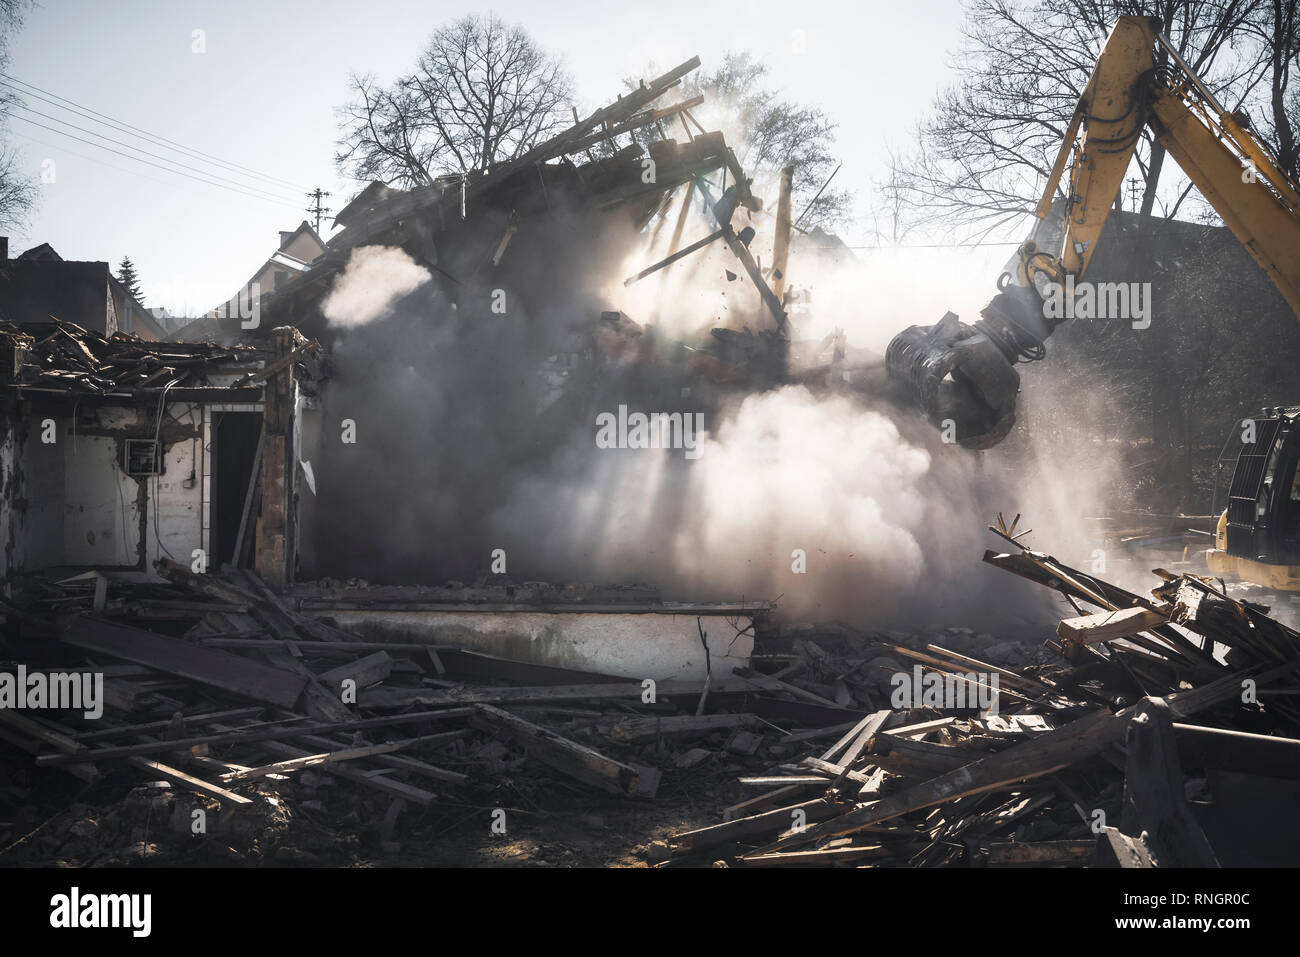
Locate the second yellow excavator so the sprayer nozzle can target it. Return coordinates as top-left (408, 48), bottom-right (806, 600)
top-left (885, 14), bottom-right (1300, 589)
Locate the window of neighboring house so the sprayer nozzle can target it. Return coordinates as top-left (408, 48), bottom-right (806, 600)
top-left (274, 269), bottom-right (289, 289)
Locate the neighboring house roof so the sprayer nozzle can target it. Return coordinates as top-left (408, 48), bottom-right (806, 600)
top-left (201, 221), bottom-right (329, 340)
top-left (16, 242), bottom-right (62, 262)
top-left (0, 255), bottom-right (120, 337)
top-left (0, 241), bottom-right (166, 340)
top-left (333, 182), bottom-right (400, 231)
top-left (268, 250), bottom-right (313, 272)
top-left (276, 220), bottom-right (328, 262)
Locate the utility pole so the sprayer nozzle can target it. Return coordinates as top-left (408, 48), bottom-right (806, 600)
top-left (306, 188), bottom-right (332, 233)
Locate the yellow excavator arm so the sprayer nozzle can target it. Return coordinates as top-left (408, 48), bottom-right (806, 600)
top-left (886, 15), bottom-right (1300, 448)
top-left (1024, 15), bottom-right (1300, 311)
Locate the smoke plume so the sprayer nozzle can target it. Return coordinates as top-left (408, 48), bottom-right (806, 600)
top-left (304, 200), bottom-right (1122, 630)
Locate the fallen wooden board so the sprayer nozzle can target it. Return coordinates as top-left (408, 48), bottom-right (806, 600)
top-left (739, 776), bottom-right (830, 787)
top-left (37, 708), bottom-right (474, 766)
top-left (317, 651), bottom-right (394, 690)
top-left (799, 756), bottom-right (876, 786)
top-left (727, 715), bottom-right (880, 822)
top-left (1056, 606), bottom-right (1169, 645)
top-left (672, 798), bottom-right (843, 853)
top-left (289, 732), bottom-right (468, 785)
top-left (0, 711), bottom-right (99, 782)
top-left (980, 839), bottom-right (1096, 866)
top-left (603, 713), bottom-right (759, 742)
top-left (470, 704), bottom-right (660, 799)
top-left (72, 707), bottom-right (266, 743)
top-left (221, 730), bottom-right (468, 782)
top-left (722, 784), bottom-right (808, 822)
top-left (364, 677), bottom-right (773, 710)
top-left (830, 710), bottom-right (890, 786)
top-left (128, 756), bottom-right (253, 807)
top-left (887, 717), bottom-right (958, 739)
top-left (741, 844), bottom-right (889, 866)
top-left (58, 615), bottom-right (307, 708)
top-left (205, 722), bottom-right (439, 806)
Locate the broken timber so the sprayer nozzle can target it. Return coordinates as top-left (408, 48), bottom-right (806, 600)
top-left (470, 704), bottom-right (661, 799)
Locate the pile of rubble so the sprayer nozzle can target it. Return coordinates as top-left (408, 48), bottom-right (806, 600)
top-left (4, 516), bottom-right (1298, 867)
top-left (0, 318), bottom-right (267, 397)
top-left (658, 519), bottom-right (1300, 867)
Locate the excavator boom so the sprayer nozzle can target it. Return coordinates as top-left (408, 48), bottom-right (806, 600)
top-left (885, 15), bottom-right (1300, 448)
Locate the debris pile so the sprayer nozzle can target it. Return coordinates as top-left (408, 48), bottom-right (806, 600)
top-left (658, 519), bottom-right (1300, 867)
top-left (0, 318), bottom-right (266, 397)
top-left (0, 561), bottom-right (833, 864)
top-left (5, 515), bottom-right (1299, 867)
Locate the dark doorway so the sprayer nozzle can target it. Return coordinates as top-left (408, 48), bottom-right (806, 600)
top-left (211, 412), bottom-right (263, 569)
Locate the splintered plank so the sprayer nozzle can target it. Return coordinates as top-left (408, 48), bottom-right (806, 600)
top-left (722, 784), bottom-right (809, 822)
top-left (128, 757), bottom-right (253, 807)
top-left (724, 715), bottom-right (881, 822)
top-left (221, 730), bottom-right (468, 782)
top-left (2, 712), bottom-right (249, 807)
top-left (1056, 607), bottom-right (1169, 645)
top-left (829, 710), bottom-right (891, 785)
top-left (470, 704), bottom-right (661, 799)
top-left (58, 615), bottom-right (307, 708)
top-left (981, 839), bottom-right (1097, 866)
top-left (672, 798), bottom-right (844, 853)
top-left (741, 844), bottom-right (889, 866)
top-left (799, 756), bottom-right (876, 786)
top-left (205, 722), bottom-right (439, 805)
top-left (887, 717), bottom-right (958, 739)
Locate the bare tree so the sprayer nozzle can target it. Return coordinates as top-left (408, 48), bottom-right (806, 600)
top-left (0, 0), bottom-right (37, 231)
top-left (677, 52), bottom-right (850, 229)
top-left (1241, 0), bottom-right (1300, 179)
top-left (879, 0), bottom-right (1283, 241)
top-left (336, 13), bottom-right (574, 187)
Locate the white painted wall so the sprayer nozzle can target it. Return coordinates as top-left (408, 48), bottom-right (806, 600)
top-left (16, 405), bottom-right (208, 572)
top-left (320, 609), bottom-right (755, 681)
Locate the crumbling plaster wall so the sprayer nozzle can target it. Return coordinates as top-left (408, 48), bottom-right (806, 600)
top-left (0, 396), bottom-right (26, 577)
top-left (17, 404), bottom-right (207, 572)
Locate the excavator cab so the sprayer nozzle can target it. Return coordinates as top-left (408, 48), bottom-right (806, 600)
top-left (1208, 407), bottom-right (1300, 590)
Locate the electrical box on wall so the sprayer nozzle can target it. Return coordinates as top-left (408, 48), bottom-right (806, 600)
top-left (123, 439), bottom-right (162, 476)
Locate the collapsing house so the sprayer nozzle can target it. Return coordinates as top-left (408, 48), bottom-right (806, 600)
top-left (2, 56), bottom-right (1300, 869)
top-left (0, 316), bottom-right (320, 583)
top-left (0, 59), bottom-right (790, 860)
top-left (0, 56), bottom-right (799, 590)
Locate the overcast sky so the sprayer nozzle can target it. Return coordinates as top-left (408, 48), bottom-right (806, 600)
top-left (5, 0), bottom-right (1007, 317)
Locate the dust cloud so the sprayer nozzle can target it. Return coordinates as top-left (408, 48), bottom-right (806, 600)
top-left (305, 200), bottom-right (1121, 630)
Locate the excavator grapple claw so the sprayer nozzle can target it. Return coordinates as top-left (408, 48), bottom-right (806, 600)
top-left (885, 311), bottom-right (1020, 449)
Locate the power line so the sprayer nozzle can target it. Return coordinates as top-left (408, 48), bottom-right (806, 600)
top-left (9, 128), bottom-right (239, 198)
top-left (0, 72), bottom-right (312, 193)
top-left (306, 188), bottom-right (332, 232)
top-left (4, 112), bottom-right (305, 210)
top-left (6, 102), bottom-right (303, 204)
